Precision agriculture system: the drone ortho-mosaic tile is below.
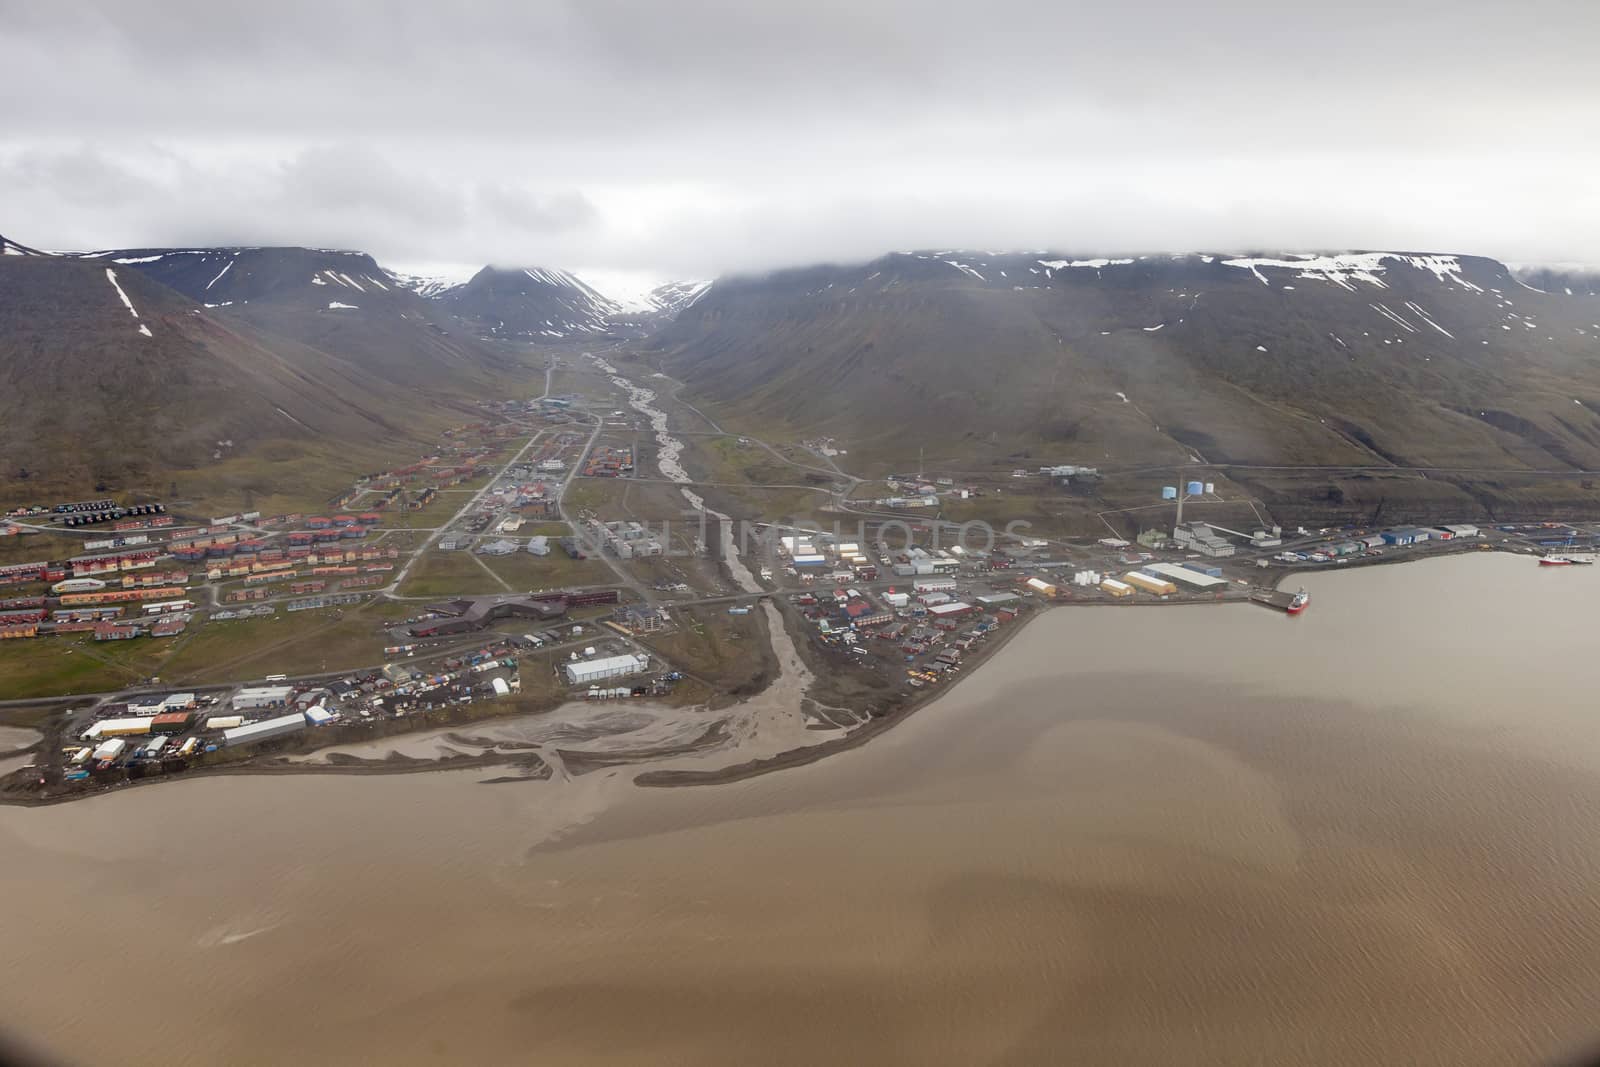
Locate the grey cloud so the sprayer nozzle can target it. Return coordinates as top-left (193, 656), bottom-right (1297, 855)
top-left (474, 185), bottom-right (598, 234)
top-left (1, 0), bottom-right (1597, 276)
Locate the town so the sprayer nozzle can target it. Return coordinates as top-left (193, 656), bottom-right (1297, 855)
top-left (0, 349), bottom-right (1587, 804)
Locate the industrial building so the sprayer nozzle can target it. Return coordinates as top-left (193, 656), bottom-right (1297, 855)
top-left (223, 713), bottom-right (307, 747)
top-left (1140, 562), bottom-right (1227, 591)
top-left (912, 577), bottom-right (957, 593)
top-left (1100, 578), bottom-right (1133, 598)
top-left (234, 685), bottom-right (295, 710)
top-left (1122, 571), bottom-right (1177, 596)
top-left (562, 653), bottom-right (650, 686)
top-left (1382, 527), bottom-right (1431, 546)
top-left (1172, 522), bottom-right (1235, 558)
top-left (82, 717), bottom-right (154, 740)
top-left (1024, 577), bottom-right (1057, 597)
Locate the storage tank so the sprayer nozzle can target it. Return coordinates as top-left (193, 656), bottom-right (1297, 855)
top-left (1203, 482), bottom-right (1215, 495)
top-left (1186, 481), bottom-right (1204, 497)
top-left (1161, 486), bottom-right (1178, 500)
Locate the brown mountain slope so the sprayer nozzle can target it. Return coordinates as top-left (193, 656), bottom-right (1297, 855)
top-left (84, 245), bottom-right (519, 392)
top-left (0, 254), bottom-right (462, 502)
top-left (654, 251), bottom-right (1600, 474)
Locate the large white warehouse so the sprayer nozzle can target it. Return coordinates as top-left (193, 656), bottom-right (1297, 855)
top-left (563, 653), bottom-right (650, 686)
top-left (233, 685), bottom-right (295, 710)
top-left (1140, 562), bottom-right (1228, 591)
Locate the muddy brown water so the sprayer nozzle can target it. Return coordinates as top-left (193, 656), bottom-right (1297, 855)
top-left (5, 553), bottom-right (1600, 1066)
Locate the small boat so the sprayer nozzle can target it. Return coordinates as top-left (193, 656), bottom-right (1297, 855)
top-left (1540, 554), bottom-right (1593, 565)
top-left (1286, 589), bottom-right (1309, 615)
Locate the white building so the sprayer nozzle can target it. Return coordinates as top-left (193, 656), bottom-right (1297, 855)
top-left (1172, 522), bottom-right (1235, 558)
top-left (233, 685), bottom-right (295, 711)
top-left (1140, 562), bottom-right (1227, 591)
top-left (562, 653), bottom-right (650, 686)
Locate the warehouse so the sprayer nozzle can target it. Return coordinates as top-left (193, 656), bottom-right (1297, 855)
top-left (92, 738), bottom-right (128, 762)
top-left (1100, 578), bottom-right (1133, 598)
top-left (1382, 527), bottom-right (1430, 546)
top-left (223, 713), bottom-right (307, 747)
top-left (81, 717), bottom-right (154, 740)
top-left (976, 592), bottom-right (1021, 607)
top-left (562, 653), bottom-right (650, 686)
top-left (912, 577), bottom-right (957, 593)
top-left (1438, 524), bottom-right (1480, 538)
top-left (926, 601), bottom-right (974, 619)
top-left (1123, 571), bottom-right (1178, 596)
top-left (1140, 562), bottom-right (1227, 591)
top-left (233, 685), bottom-right (296, 710)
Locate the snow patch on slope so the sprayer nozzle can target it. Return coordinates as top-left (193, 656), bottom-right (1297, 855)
top-left (1222, 253), bottom-right (1484, 292)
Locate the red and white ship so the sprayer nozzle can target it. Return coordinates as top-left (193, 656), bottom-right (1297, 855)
top-left (1250, 587), bottom-right (1310, 614)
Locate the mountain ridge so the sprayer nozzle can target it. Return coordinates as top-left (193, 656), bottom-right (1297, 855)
top-left (654, 247), bottom-right (1600, 483)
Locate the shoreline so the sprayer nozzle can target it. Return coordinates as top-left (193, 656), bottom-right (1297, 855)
top-left (0, 541), bottom-right (1517, 807)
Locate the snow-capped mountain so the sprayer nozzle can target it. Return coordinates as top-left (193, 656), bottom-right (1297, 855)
top-left (73, 246), bottom-right (406, 309)
top-left (1, 234), bottom-right (48, 257)
top-left (383, 264), bottom-right (483, 299)
top-left (644, 279), bottom-right (712, 316)
top-left (659, 248), bottom-right (1600, 489)
top-left (429, 266), bottom-right (625, 339)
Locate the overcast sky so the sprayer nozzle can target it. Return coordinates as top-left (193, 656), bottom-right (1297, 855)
top-left (3, 0), bottom-right (1597, 284)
